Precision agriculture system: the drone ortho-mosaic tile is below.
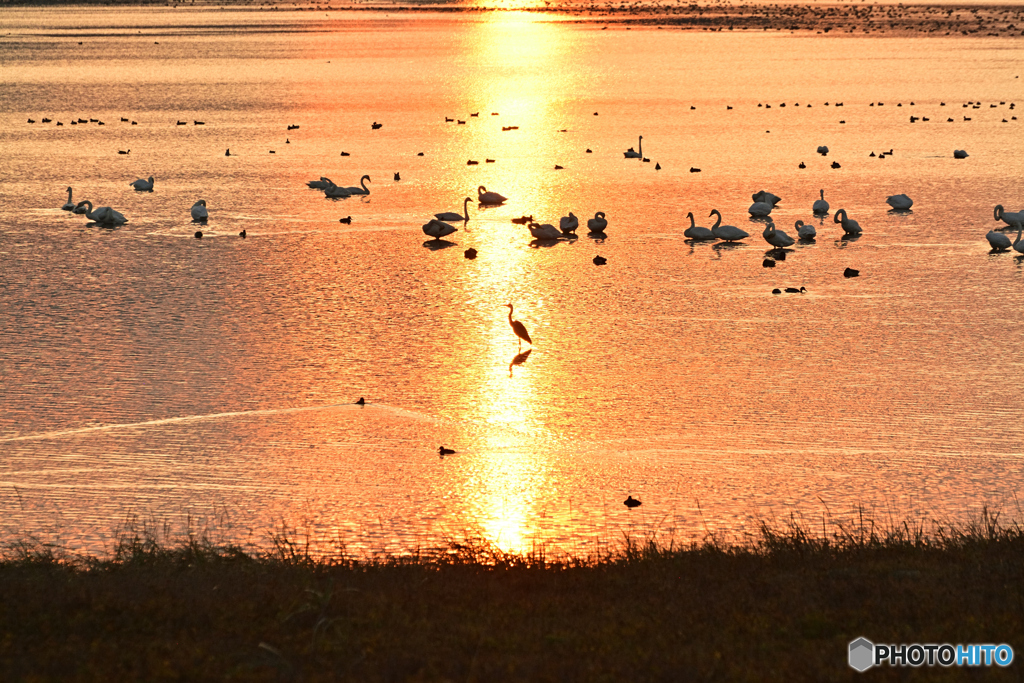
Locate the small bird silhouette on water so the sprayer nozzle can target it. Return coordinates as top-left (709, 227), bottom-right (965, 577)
top-left (831, 161), bottom-right (841, 169)
top-left (194, 231), bottom-right (203, 239)
top-left (239, 229), bottom-right (246, 238)
top-left (339, 216), bottom-right (352, 224)
top-left (464, 248), bottom-right (478, 260)
top-left (394, 172), bottom-right (401, 181)
top-left (798, 162), bottom-right (806, 169)
top-left (593, 255), bottom-right (607, 266)
top-left (225, 149), bottom-right (231, 156)
top-left (624, 496), bottom-right (642, 508)
top-left (844, 267), bottom-right (860, 278)
top-left (439, 446), bottom-right (455, 456)
top-left (655, 162), bottom-right (661, 170)
top-left (356, 397), bottom-right (365, 405)
top-left (762, 259), bottom-right (775, 268)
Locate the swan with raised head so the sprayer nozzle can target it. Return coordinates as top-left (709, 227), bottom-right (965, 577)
top-left (528, 222), bottom-right (562, 240)
top-left (478, 186), bottom-right (507, 205)
top-left (987, 230), bottom-right (1012, 251)
top-left (994, 205), bottom-right (1024, 228)
top-left (684, 211), bottom-right (715, 240)
top-left (307, 177), bottom-right (333, 189)
top-left (886, 194), bottom-right (914, 210)
top-left (623, 136), bottom-right (643, 159)
top-left (422, 219), bottom-right (458, 240)
top-left (795, 220), bottom-right (816, 240)
top-left (324, 183), bottom-right (351, 198)
top-left (763, 220), bottom-right (795, 249)
top-left (130, 176), bottom-right (154, 191)
top-left (812, 189), bottom-right (829, 214)
top-left (342, 175), bottom-right (371, 195)
top-left (709, 210), bottom-right (749, 242)
top-left (61, 187), bottom-right (75, 211)
top-left (191, 200), bottom-right (208, 222)
top-left (833, 209), bottom-right (863, 236)
top-left (559, 212), bottom-right (579, 235)
top-left (75, 200), bottom-right (128, 225)
top-left (435, 197), bottom-right (472, 222)
top-left (587, 211), bottom-right (608, 232)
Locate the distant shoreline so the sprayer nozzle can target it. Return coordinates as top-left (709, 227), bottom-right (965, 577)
top-left (3, 2), bottom-right (1023, 37)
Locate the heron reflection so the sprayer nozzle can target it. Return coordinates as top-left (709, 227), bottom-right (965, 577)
top-left (508, 349), bottom-right (532, 377)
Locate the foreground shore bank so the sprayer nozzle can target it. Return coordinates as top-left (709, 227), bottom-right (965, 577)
top-left (2, 513), bottom-right (1021, 681)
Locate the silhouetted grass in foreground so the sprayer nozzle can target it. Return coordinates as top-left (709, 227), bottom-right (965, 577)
top-left (2, 509), bottom-right (1023, 681)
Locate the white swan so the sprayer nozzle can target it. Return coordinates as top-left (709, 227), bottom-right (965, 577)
top-left (623, 136), bottom-right (643, 159)
top-left (795, 220), bottom-right (816, 239)
top-left (987, 230), bottom-right (1012, 251)
top-left (559, 212), bottom-right (579, 235)
top-left (307, 177), bottom-right (333, 189)
top-left (528, 222), bottom-right (562, 240)
top-left (324, 183), bottom-right (351, 198)
top-left (812, 189), bottom-right (829, 214)
top-left (342, 175), bottom-right (371, 195)
top-left (422, 219), bottom-right (458, 240)
top-left (994, 205), bottom-right (1024, 229)
top-left (61, 187), bottom-right (75, 211)
top-left (435, 197), bottom-right (472, 222)
top-left (191, 199), bottom-right (208, 222)
top-left (587, 212), bottom-right (608, 232)
top-left (478, 186), bottom-right (507, 205)
top-left (76, 200), bottom-right (128, 225)
top-left (833, 209), bottom-right (862, 236)
top-left (886, 194), bottom-right (914, 210)
top-left (709, 210), bottom-right (749, 242)
top-left (130, 176), bottom-right (154, 191)
top-left (683, 211), bottom-right (715, 240)
top-left (763, 221), bottom-right (795, 249)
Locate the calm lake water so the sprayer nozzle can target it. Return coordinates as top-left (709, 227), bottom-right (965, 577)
top-left (1, 7), bottom-right (1023, 557)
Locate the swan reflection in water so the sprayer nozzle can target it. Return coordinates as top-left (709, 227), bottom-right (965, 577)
top-left (422, 238), bottom-right (457, 250)
top-left (508, 348), bottom-right (532, 377)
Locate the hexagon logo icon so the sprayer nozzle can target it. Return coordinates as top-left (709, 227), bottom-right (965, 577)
top-left (849, 637), bottom-right (874, 672)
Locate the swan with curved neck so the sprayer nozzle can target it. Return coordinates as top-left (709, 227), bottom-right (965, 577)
top-left (763, 221), bottom-right (794, 248)
top-left (684, 211), bottom-right (714, 240)
top-left (587, 211), bottom-right (608, 232)
top-left (191, 200), bottom-right (208, 222)
top-left (435, 197), bottom-right (472, 222)
top-left (795, 220), bottom-right (816, 239)
top-left (994, 205), bottom-right (1024, 228)
top-left (812, 189), bottom-right (829, 214)
top-left (624, 136), bottom-right (643, 159)
top-left (709, 210), bottom-right (749, 242)
top-left (61, 187), bottom-right (75, 211)
top-left (422, 219), bottom-right (458, 240)
top-left (343, 175), bottom-right (371, 195)
top-left (559, 212), bottom-right (579, 235)
top-left (75, 200), bottom-right (128, 225)
top-left (833, 209), bottom-right (862, 235)
top-left (478, 186), bottom-right (507, 205)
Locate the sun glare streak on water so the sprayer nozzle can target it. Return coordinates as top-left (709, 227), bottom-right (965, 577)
top-left (0, 8), bottom-right (1023, 557)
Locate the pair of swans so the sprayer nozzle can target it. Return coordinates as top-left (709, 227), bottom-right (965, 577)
top-left (435, 197), bottom-right (472, 222)
top-left (324, 175), bottom-right (371, 198)
top-left (191, 200), bottom-right (208, 222)
top-left (75, 200), bottom-right (128, 225)
top-left (748, 190), bottom-right (781, 217)
top-left (987, 226), bottom-right (1024, 253)
top-left (833, 209), bottom-right (863, 235)
top-left (886, 194), bottom-right (913, 210)
top-left (130, 176), bottom-right (154, 191)
top-left (812, 189), bottom-right (830, 214)
top-left (994, 205), bottom-right (1024, 229)
top-left (422, 219), bottom-right (458, 240)
top-left (478, 186), bottom-right (506, 205)
top-left (623, 136), bottom-right (643, 159)
top-left (709, 210), bottom-right (749, 242)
